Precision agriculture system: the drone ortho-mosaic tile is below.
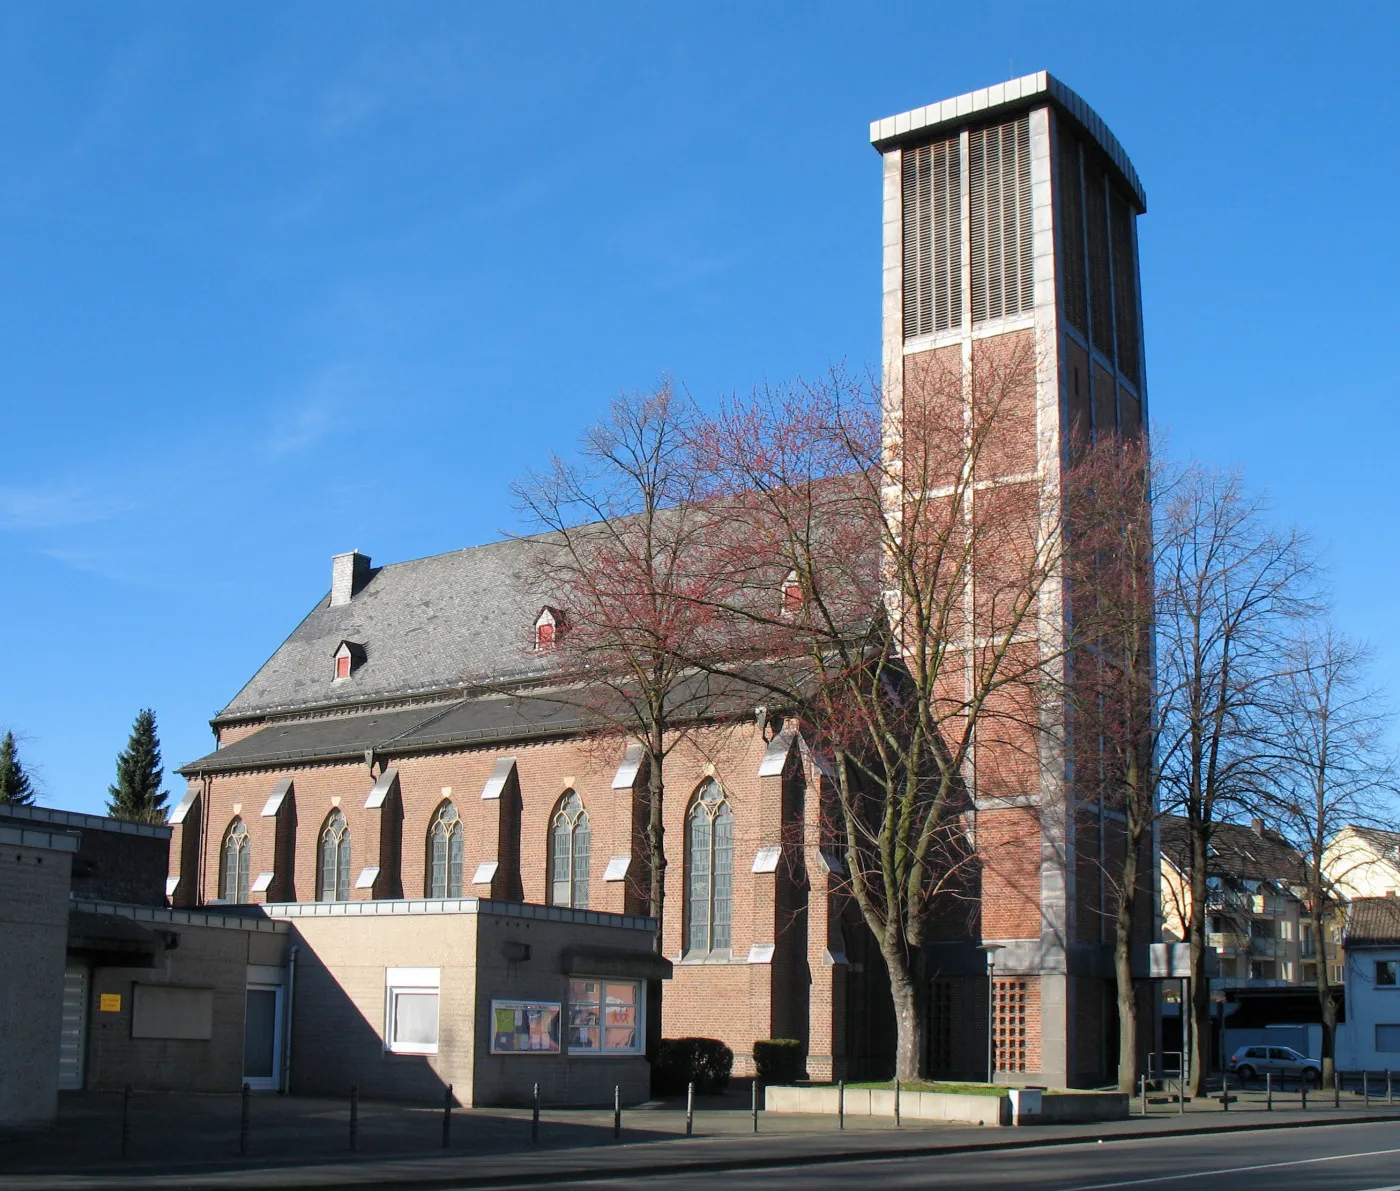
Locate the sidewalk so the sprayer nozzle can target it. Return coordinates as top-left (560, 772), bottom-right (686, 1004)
top-left (2, 1087), bottom-right (1397, 1191)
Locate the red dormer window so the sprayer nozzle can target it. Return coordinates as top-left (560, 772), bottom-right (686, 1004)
top-left (535, 606), bottom-right (564, 651)
top-left (333, 640), bottom-right (364, 680)
top-left (781, 570), bottom-right (803, 614)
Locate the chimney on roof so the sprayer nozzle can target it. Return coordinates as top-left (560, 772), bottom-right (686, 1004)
top-left (330, 551), bottom-right (372, 607)
top-left (1251, 818), bottom-right (1266, 836)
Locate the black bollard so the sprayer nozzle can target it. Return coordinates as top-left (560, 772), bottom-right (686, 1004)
top-left (838, 1080), bottom-right (845, 1130)
top-left (532, 1082), bottom-right (540, 1144)
top-left (894, 1078), bottom-right (901, 1128)
top-left (1334, 1070), bottom-right (1341, 1109)
top-left (1366, 1071), bottom-right (1371, 1108)
top-left (613, 1085), bottom-right (621, 1142)
top-left (1221, 1071), bottom-right (1229, 1111)
top-left (1139, 1073), bottom-right (1147, 1116)
top-left (752, 1080), bottom-right (759, 1133)
top-left (240, 1082), bottom-right (251, 1156)
top-left (1389, 1069), bottom-right (1394, 1105)
top-left (1266, 1071), bottom-right (1272, 1111)
top-left (443, 1084), bottom-right (453, 1149)
top-left (349, 1085), bottom-right (359, 1152)
top-left (1302, 1075), bottom-right (1308, 1110)
top-left (120, 1084), bottom-right (132, 1159)
top-left (685, 1082), bottom-right (694, 1137)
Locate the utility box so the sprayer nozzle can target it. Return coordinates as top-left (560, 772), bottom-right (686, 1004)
top-left (1008, 1087), bottom-right (1043, 1124)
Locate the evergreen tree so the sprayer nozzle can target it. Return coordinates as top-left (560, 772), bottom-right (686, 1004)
top-left (107, 709), bottom-right (168, 824)
top-left (0, 731), bottom-right (36, 805)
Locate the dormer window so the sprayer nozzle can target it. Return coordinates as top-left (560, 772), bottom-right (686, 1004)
top-left (781, 570), bottom-right (804, 614)
top-left (333, 640), bottom-right (366, 680)
top-left (535, 606), bottom-right (564, 651)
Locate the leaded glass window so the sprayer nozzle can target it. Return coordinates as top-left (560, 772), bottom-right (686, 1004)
top-left (220, 818), bottom-right (250, 903)
top-left (427, 801), bottom-right (463, 898)
top-left (318, 808), bottom-right (351, 902)
top-left (550, 791), bottom-right (590, 909)
top-left (686, 779), bottom-right (732, 952)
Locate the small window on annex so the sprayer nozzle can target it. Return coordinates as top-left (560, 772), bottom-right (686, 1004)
top-left (427, 801), bottom-right (464, 898)
top-left (1377, 960), bottom-right (1398, 987)
top-left (567, 979), bottom-right (642, 1054)
top-left (1377, 1024), bottom-right (1400, 1052)
top-left (385, 968), bottom-right (439, 1055)
top-left (550, 791), bottom-right (590, 909)
top-left (220, 818), bottom-right (250, 904)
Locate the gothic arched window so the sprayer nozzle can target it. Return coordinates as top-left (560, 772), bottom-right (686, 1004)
top-left (318, 808), bottom-right (351, 902)
top-left (220, 818), bottom-right (250, 903)
top-left (427, 801), bottom-right (464, 898)
top-left (549, 791), bottom-right (590, 909)
top-left (686, 779), bottom-right (733, 952)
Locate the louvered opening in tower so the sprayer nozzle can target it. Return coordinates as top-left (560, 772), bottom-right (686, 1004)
top-left (902, 137), bottom-right (961, 338)
top-left (1110, 190), bottom-right (1140, 386)
top-left (1057, 130), bottom-right (1087, 334)
top-left (969, 115), bottom-right (1033, 324)
top-left (1085, 159), bottom-right (1113, 356)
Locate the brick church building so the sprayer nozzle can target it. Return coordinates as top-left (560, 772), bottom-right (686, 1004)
top-left (168, 72), bottom-right (1150, 1089)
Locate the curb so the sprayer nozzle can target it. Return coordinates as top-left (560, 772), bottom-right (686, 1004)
top-left (7, 1111), bottom-right (1399, 1191)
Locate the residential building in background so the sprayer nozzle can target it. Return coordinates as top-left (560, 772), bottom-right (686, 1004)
top-left (1323, 826), bottom-right (1400, 901)
top-left (1159, 815), bottom-right (1315, 991)
top-left (1337, 897), bottom-right (1400, 1070)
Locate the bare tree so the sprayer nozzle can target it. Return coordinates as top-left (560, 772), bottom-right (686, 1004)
top-left (1063, 432), bottom-right (1158, 1093)
top-left (1265, 626), bottom-right (1399, 1081)
top-left (513, 382), bottom-right (722, 936)
top-left (1151, 465), bottom-right (1317, 1094)
top-left (690, 345), bottom-right (1065, 1082)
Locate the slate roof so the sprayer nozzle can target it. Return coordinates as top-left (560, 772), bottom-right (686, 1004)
top-left (1159, 814), bottom-right (1307, 886)
top-left (185, 670), bottom-right (765, 776)
top-left (1344, 897), bottom-right (1400, 947)
top-left (217, 535), bottom-right (563, 723)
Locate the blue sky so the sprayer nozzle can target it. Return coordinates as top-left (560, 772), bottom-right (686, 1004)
top-left (2, 3), bottom-right (1396, 816)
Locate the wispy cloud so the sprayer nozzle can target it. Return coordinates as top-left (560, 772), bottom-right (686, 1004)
top-left (264, 363), bottom-right (363, 456)
top-left (0, 483), bottom-right (131, 531)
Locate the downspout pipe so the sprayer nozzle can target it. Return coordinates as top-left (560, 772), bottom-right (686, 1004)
top-left (281, 944), bottom-right (298, 1094)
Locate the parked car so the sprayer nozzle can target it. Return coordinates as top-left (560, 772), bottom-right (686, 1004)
top-left (1227, 1044), bottom-right (1322, 1082)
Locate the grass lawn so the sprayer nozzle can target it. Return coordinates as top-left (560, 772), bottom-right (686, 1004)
top-left (845, 1081), bottom-right (1007, 1097)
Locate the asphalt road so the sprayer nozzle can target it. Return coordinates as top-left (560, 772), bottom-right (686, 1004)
top-left (496, 1122), bottom-right (1400, 1191)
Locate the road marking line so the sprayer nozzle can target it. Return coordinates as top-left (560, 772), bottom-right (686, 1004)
top-left (1057, 1146), bottom-right (1400, 1190)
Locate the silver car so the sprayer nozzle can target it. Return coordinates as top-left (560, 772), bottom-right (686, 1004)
top-left (1227, 1044), bottom-right (1322, 1082)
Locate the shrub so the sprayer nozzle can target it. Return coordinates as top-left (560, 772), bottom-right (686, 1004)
top-left (753, 1038), bottom-right (805, 1085)
top-left (653, 1037), bottom-right (733, 1095)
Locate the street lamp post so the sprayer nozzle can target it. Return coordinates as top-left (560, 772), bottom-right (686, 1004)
top-left (978, 943), bottom-right (1005, 1085)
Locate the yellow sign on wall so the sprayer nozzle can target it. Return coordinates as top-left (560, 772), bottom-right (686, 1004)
top-left (99, 993), bottom-right (122, 1013)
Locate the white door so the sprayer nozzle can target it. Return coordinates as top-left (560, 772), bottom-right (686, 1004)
top-left (58, 965), bottom-right (87, 1090)
top-left (242, 985), bottom-right (283, 1091)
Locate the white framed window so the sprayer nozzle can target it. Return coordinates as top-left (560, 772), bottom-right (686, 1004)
top-left (385, 967), bottom-right (439, 1055)
top-left (567, 979), bottom-right (642, 1055)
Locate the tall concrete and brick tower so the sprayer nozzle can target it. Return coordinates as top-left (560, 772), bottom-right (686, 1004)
top-left (871, 73), bottom-right (1149, 1086)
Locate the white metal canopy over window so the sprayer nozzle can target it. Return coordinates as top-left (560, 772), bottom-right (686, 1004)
top-left (567, 979), bottom-right (641, 1054)
top-left (385, 967), bottom-right (440, 1055)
